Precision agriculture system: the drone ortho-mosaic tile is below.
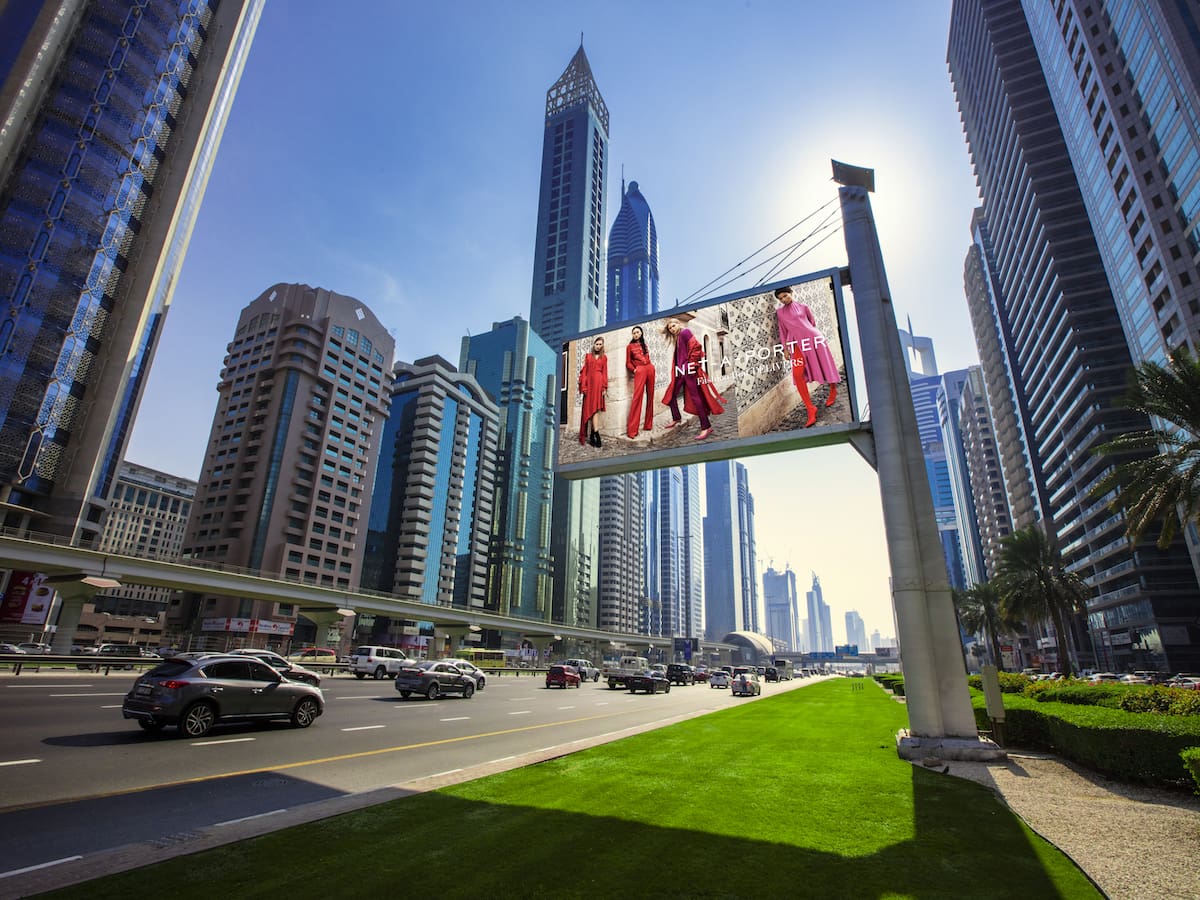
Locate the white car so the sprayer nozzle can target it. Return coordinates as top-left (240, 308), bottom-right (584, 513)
top-left (731, 672), bottom-right (762, 696)
top-left (348, 645), bottom-right (409, 679)
top-left (708, 671), bottom-right (731, 688)
top-left (439, 658), bottom-right (488, 690)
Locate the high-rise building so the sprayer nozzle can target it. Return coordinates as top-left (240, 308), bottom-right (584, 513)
top-left (172, 284), bottom-right (394, 645)
top-left (957, 366), bottom-right (1011, 582)
top-left (649, 465), bottom-right (703, 639)
top-left (460, 317), bottom-right (556, 622)
top-left (762, 565), bottom-right (799, 652)
top-left (805, 572), bottom-right (833, 654)
top-left (0, 0), bottom-right (264, 543)
top-left (94, 461), bottom-right (195, 616)
top-left (703, 459), bottom-right (759, 638)
top-left (528, 45), bottom-right (610, 632)
top-left (597, 180), bottom-right (660, 633)
top-left (361, 356), bottom-right (499, 648)
top-left (845, 610), bottom-right (868, 653)
top-left (936, 367), bottom-right (975, 590)
top-left (949, 0), bottom-right (1200, 673)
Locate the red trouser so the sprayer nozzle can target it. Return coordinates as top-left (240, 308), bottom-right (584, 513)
top-left (627, 363), bottom-right (655, 437)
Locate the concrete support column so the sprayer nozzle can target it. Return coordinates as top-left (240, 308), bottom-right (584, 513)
top-left (48, 585), bottom-right (99, 654)
top-left (433, 626), bottom-right (475, 658)
top-left (524, 634), bottom-right (558, 666)
top-left (839, 184), bottom-right (989, 753)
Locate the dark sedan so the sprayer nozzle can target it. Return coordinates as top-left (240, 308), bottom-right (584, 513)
top-left (122, 655), bottom-right (324, 737)
top-left (626, 669), bottom-right (672, 694)
top-left (394, 660), bottom-right (477, 700)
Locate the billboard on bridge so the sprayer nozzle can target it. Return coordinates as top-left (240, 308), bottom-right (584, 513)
top-left (557, 270), bottom-right (857, 479)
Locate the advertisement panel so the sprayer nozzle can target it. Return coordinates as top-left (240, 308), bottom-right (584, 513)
top-left (0, 571), bottom-right (54, 626)
top-left (557, 270), bottom-right (857, 479)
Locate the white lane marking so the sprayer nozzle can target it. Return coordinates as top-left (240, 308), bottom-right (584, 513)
top-left (440, 716), bottom-right (470, 722)
top-left (595, 701), bottom-right (610, 706)
top-left (101, 704), bottom-right (122, 709)
top-left (428, 768), bottom-right (463, 779)
top-left (557, 706), bottom-right (575, 710)
top-left (49, 692), bottom-right (126, 698)
top-left (492, 755), bottom-right (516, 763)
top-left (191, 737), bottom-right (256, 746)
top-left (341, 725), bottom-right (385, 732)
top-left (214, 809), bottom-right (287, 827)
top-left (6, 684), bottom-right (95, 689)
top-left (507, 697), bottom-right (535, 701)
top-left (335, 695), bottom-right (381, 700)
top-left (508, 710), bottom-right (531, 716)
top-left (0, 759), bottom-right (40, 767)
top-left (535, 747), bottom-right (557, 753)
top-left (0, 855), bottom-right (83, 879)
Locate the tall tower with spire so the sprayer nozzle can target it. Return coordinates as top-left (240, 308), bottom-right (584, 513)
top-left (528, 45), bottom-right (610, 630)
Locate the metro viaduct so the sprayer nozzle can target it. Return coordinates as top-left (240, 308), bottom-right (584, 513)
top-left (0, 531), bottom-right (735, 661)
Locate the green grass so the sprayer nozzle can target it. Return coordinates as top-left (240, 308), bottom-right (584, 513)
top-left (48, 681), bottom-right (1099, 899)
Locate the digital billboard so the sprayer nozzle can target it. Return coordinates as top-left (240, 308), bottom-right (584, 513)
top-left (557, 269), bottom-right (858, 479)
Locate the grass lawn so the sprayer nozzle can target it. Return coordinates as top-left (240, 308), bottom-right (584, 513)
top-left (47, 679), bottom-right (1099, 899)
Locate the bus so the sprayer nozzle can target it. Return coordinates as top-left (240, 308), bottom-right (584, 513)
top-left (772, 659), bottom-right (795, 681)
top-left (455, 648), bottom-right (506, 669)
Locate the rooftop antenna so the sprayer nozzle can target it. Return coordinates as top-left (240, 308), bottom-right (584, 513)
top-left (621, 163), bottom-right (625, 196)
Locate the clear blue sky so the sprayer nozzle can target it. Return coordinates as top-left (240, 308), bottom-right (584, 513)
top-left (127, 1), bottom-right (982, 642)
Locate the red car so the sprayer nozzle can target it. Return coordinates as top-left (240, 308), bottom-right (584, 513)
top-left (546, 664), bottom-right (581, 689)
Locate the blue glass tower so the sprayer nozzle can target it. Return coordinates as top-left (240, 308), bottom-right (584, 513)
top-left (606, 180), bottom-right (659, 323)
top-left (0, 0), bottom-right (264, 542)
top-left (460, 317), bottom-right (557, 622)
top-left (703, 459), bottom-right (759, 638)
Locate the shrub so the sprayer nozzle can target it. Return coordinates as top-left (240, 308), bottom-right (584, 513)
top-left (1028, 682), bottom-right (1130, 708)
top-left (1120, 686), bottom-right (1200, 716)
top-left (971, 691), bottom-right (1200, 788)
top-left (966, 672), bottom-right (1029, 693)
top-left (1183, 747), bottom-right (1200, 795)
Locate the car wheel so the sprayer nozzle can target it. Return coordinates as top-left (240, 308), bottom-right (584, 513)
top-left (664, 683), bottom-right (671, 693)
top-left (355, 672), bottom-right (366, 680)
top-left (462, 681), bottom-right (475, 699)
top-left (291, 697), bottom-right (320, 728)
top-left (137, 719), bottom-right (163, 732)
top-left (593, 673), bottom-right (600, 682)
top-left (373, 666), bottom-right (387, 680)
top-left (426, 682), bottom-right (440, 700)
top-left (180, 701), bottom-right (216, 738)
top-left (399, 690), bottom-right (411, 698)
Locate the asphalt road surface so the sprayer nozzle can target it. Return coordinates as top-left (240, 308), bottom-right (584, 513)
top-left (0, 668), bottom-right (811, 892)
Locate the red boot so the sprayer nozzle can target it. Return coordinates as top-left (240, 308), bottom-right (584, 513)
top-left (825, 383), bottom-right (838, 408)
top-left (791, 352), bottom-right (817, 427)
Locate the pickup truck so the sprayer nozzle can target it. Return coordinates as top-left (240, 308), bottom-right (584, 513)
top-left (563, 658), bottom-right (600, 682)
top-left (602, 656), bottom-right (649, 690)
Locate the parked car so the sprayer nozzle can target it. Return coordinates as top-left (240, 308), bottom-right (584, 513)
top-left (626, 669), bottom-right (672, 694)
top-left (80, 643), bottom-right (143, 670)
top-left (394, 659), bottom-right (476, 700)
top-left (1164, 674), bottom-right (1200, 690)
top-left (1087, 672), bottom-right (1121, 683)
top-left (708, 671), bottom-right (731, 689)
top-left (442, 659), bottom-right (488, 690)
top-left (546, 664), bottom-right (581, 689)
top-left (731, 672), bottom-right (762, 697)
top-left (16, 642), bottom-right (50, 654)
top-left (228, 648), bottom-right (322, 687)
top-left (121, 655), bottom-right (324, 737)
top-left (1119, 673), bottom-right (1153, 685)
top-left (665, 663), bottom-right (696, 685)
top-left (347, 645), bottom-right (408, 679)
top-left (287, 647), bottom-right (339, 665)
top-left (0, 642), bottom-right (26, 654)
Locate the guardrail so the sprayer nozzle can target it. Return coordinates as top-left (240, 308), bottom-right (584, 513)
top-left (0, 654), bottom-right (552, 679)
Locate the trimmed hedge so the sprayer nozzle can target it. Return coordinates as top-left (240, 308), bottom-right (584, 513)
top-left (971, 690), bottom-right (1200, 788)
top-left (1183, 747), bottom-right (1200, 795)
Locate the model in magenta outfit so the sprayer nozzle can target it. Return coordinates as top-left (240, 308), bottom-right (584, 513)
top-left (660, 318), bottom-right (725, 441)
top-left (625, 325), bottom-right (656, 438)
top-left (774, 285), bottom-right (839, 427)
top-left (578, 336), bottom-right (608, 447)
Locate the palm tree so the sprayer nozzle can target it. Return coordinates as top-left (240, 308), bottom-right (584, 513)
top-left (1092, 347), bottom-right (1200, 548)
top-left (952, 582), bottom-right (1012, 671)
top-left (993, 525), bottom-right (1088, 677)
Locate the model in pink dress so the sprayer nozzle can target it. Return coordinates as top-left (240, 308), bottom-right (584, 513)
top-left (774, 285), bottom-right (839, 427)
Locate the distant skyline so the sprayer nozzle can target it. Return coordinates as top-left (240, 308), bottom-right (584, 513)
top-left (125, 2), bottom-right (983, 643)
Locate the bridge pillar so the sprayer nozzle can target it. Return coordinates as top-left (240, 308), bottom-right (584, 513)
top-left (433, 625), bottom-right (476, 658)
top-left (48, 583), bottom-right (100, 654)
top-left (300, 607), bottom-right (353, 653)
top-left (523, 634), bottom-right (559, 666)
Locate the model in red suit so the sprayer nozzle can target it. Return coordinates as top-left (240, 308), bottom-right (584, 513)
top-left (625, 325), bottom-right (656, 438)
top-left (661, 318), bottom-right (725, 441)
top-left (774, 285), bottom-right (839, 427)
top-left (578, 336), bottom-right (608, 447)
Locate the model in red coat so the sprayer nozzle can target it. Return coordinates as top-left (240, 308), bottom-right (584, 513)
top-left (661, 318), bottom-right (725, 441)
top-left (578, 336), bottom-right (608, 447)
top-left (625, 325), bottom-right (656, 438)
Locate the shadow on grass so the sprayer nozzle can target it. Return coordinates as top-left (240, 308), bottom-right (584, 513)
top-left (40, 680), bottom-right (1100, 900)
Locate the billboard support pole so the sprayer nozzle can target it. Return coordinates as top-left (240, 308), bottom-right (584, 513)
top-left (838, 183), bottom-right (1000, 760)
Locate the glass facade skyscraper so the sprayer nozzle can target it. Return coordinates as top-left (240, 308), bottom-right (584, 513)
top-left (0, 0), bottom-right (264, 542)
top-left (703, 459), bottom-right (759, 638)
top-left (949, 0), bottom-right (1200, 672)
top-left (606, 180), bottom-right (659, 323)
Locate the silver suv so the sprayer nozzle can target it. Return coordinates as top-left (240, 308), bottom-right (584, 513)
top-left (348, 645), bottom-right (409, 679)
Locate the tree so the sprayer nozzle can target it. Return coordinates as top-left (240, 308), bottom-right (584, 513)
top-left (1092, 347), bottom-right (1200, 548)
top-left (952, 582), bottom-right (1012, 671)
top-left (993, 525), bottom-right (1088, 677)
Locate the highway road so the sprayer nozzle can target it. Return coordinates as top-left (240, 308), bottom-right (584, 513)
top-left (0, 667), bottom-right (807, 888)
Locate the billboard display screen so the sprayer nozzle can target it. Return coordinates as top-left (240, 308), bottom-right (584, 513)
top-left (557, 269), bottom-right (857, 479)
